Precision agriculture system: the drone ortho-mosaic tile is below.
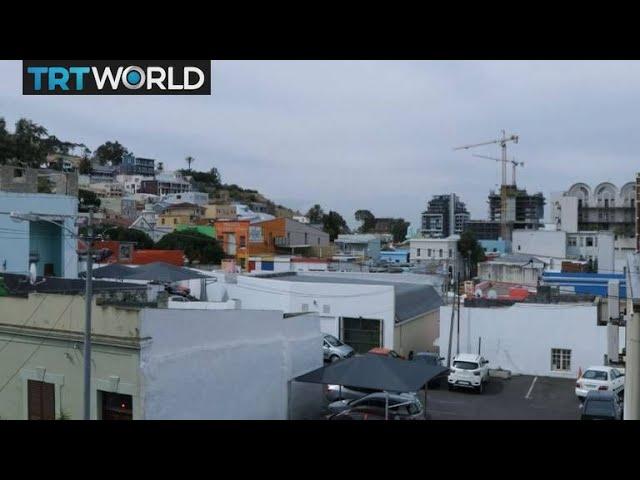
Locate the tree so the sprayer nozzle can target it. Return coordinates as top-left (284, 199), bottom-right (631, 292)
top-left (185, 156), bottom-right (195, 171)
top-left (95, 225), bottom-right (154, 250)
top-left (78, 156), bottom-right (92, 175)
top-left (355, 209), bottom-right (376, 233)
top-left (390, 218), bottom-right (410, 243)
top-left (306, 204), bottom-right (325, 224)
top-left (78, 189), bottom-right (101, 211)
top-left (457, 231), bottom-right (485, 278)
top-left (322, 211), bottom-right (349, 241)
top-left (155, 231), bottom-right (224, 265)
top-left (93, 141), bottom-right (129, 166)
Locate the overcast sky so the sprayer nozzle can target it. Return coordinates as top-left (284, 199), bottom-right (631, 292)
top-left (1, 60), bottom-right (639, 230)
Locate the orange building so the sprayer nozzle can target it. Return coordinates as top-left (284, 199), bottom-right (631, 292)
top-left (214, 220), bottom-right (269, 269)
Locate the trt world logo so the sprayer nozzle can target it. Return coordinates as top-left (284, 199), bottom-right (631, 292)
top-left (23, 60), bottom-right (211, 95)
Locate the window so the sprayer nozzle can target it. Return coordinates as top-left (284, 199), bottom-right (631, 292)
top-left (517, 245), bottom-right (521, 251)
top-left (439, 249), bottom-right (443, 258)
top-left (101, 392), bottom-right (133, 420)
top-left (427, 249), bottom-right (432, 257)
top-left (317, 237), bottom-right (320, 245)
top-left (304, 232), bottom-right (308, 244)
top-left (448, 248), bottom-right (452, 258)
top-left (568, 236), bottom-right (577, 247)
top-left (586, 237), bottom-right (593, 247)
top-left (551, 348), bottom-right (571, 371)
top-left (239, 236), bottom-right (246, 248)
top-left (161, 218), bottom-right (165, 225)
top-left (417, 248), bottom-right (421, 257)
top-left (27, 380), bottom-right (55, 420)
top-left (173, 218), bottom-right (177, 225)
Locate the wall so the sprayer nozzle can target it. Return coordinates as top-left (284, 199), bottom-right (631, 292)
top-left (394, 309), bottom-right (440, 356)
top-left (477, 262), bottom-right (543, 286)
top-left (0, 293), bottom-right (143, 420)
top-left (0, 192), bottom-right (78, 278)
top-left (139, 308), bottom-right (323, 419)
top-left (512, 230), bottom-right (567, 258)
top-left (440, 303), bottom-right (609, 378)
top-left (224, 275), bottom-right (396, 350)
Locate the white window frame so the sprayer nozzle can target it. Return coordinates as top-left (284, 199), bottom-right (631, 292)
top-left (550, 348), bottom-right (571, 372)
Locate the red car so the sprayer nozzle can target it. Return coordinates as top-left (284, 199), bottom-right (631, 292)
top-left (367, 347), bottom-right (405, 360)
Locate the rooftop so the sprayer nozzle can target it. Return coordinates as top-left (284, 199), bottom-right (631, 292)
top-left (269, 273), bottom-right (443, 323)
top-left (0, 272), bottom-right (146, 297)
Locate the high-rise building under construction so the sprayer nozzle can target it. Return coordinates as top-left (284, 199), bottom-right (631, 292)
top-left (488, 187), bottom-right (545, 231)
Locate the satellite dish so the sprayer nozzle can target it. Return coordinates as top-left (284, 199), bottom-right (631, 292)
top-left (29, 262), bottom-right (37, 285)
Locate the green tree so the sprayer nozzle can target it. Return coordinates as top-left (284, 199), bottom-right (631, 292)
top-left (155, 231), bottom-right (224, 265)
top-left (78, 156), bottom-right (92, 174)
top-left (78, 189), bottom-right (101, 212)
top-left (95, 225), bottom-right (154, 249)
top-left (306, 204), bottom-right (325, 224)
top-left (390, 218), bottom-right (410, 243)
top-left (322, 210), bottom-right (349, 241)
top-left (355, 209), bottom-right (376, 233)
top-left (457, 231), bottom-right (485, 278)
top-left (93, 141), bottom-right (129, 165)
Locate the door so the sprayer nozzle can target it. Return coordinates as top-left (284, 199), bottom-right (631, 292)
top-left (101, 392), bottom-right (133, 420)
top-left (227, 233), bottom-right (236, 255)
top-left (28, 380), bottom-right (55, 420)
top-left (340, 317), bottom-right (382, 354)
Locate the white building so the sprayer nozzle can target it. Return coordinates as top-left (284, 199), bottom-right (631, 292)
top-left (409, 235), bottom-right (462, 276)
top-left (116, 174), bottom-right (153, 195)
top-left (512, 229), bottom-right (615, 272)
top-left (185, 271), bottom-right (444, 357)
top-left (0, 279), bottom-right (323, 420)
top-left (477, 253), bottom-right (546, 286)
top-left (440, 301), bottom-right (622, 378)
top-left (162, 191), bottom-right (209, 206)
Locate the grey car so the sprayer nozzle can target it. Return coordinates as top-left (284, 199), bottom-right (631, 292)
top-left (327, 392), bottom-right (424, 419)
top-left (323, 334), bottom-right (355, 362)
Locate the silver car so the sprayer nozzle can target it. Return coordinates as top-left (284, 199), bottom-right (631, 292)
top-left (327, 392), bottom-right (423, 419)
top-left (323, 334), bottom-right (355, 362)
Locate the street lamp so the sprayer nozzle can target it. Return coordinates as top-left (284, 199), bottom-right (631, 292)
top-left (8, 209), bottom-right (95, 420)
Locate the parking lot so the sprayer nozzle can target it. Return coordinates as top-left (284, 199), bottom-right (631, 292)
top-left (424, 375), bottom-right (581, 420)
top-left (319, 375), bottom-right (583, 420)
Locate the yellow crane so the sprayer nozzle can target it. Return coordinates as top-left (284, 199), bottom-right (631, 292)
top-left (453, 130), bottom-right (520, 240)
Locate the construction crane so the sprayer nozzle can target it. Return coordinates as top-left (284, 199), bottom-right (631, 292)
top-left (472, 153), bottom-right (524, 186)
top-left (453, 130), bottom-right (520, 241)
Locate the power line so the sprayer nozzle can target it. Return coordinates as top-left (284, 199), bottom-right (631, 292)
top-left (0, 296), bottom-right (74, 396)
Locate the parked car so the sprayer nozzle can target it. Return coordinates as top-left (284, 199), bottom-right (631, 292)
top-left (413, 352), bottom-right (448, 389)
top-left (447, 353), bottom-right (490, 393)
top-left (575, 366), bottom-right (625, 400)
top-left (325, 384), bottom-right (379, 402)
top-left (327, 392), bottom-right (423, 419)
top-left (322, 334), bottom-right (355, 362)
top-left (580, 390), bottom-right (623, 420)
top-left (367, 347), bottom-right (405, 359)
top-left (328, 404), bottom-right (423, 420)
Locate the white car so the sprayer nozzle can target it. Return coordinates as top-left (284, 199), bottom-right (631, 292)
top-left (575, 366), bottom-right (625, 400)
top-left (447, 353), bottom-right (490, 393)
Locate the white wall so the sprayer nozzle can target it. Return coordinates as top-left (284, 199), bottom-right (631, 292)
top-left (440, 303), bottom-right (608, 378)
top-left (225, 276), bottom-right (396, 350)
top-left (512, 230), bottom-right (567, 259)
top-left (139, 308), bottom-right (323, 419)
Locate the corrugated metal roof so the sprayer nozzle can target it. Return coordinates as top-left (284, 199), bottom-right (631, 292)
top-left (270, 274), bottom-right (443, 323)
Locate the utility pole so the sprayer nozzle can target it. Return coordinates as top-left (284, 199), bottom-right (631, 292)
top-left (456, 271), bottom-right (461, 355)
top-left (83, 209), bottom-right (94, 420)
